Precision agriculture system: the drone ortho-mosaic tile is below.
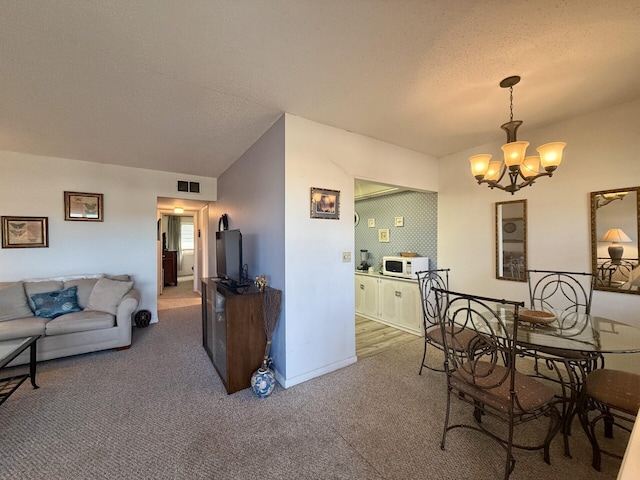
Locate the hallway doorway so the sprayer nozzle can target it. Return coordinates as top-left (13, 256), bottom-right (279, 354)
top-left (157, 197), bottom-right (211, 299)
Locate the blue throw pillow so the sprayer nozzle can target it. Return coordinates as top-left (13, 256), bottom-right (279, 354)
top-left (31, 286), bottom-right (82, 319)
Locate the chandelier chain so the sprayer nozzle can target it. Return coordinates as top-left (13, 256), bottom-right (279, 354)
top-left (509, 86), bottom-right (514, 122)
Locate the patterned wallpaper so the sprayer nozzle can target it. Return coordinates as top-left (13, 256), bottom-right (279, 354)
top-left (355, 190), bottom-right (438, 271)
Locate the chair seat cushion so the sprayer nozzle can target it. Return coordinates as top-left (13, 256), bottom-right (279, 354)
top-left (451, 361), bottom-right (555, 414)
top-left (427, 326), bottom-right (478, 352)
top-left (585, 369), bottom-right (640, 415)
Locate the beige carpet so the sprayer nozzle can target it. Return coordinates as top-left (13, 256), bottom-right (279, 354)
top-left (158, 276), bottom-right (201, 310)
top-left (0, 299), bottom-right (629, 479)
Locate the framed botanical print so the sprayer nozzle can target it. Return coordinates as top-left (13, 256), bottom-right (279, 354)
top-left (64, 191), bottom-right (103, 221)
top-left (2, 216), bottom-right (49, 248)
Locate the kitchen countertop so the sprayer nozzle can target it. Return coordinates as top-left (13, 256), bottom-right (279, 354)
top-left (354, 270), bottom-right (418, 282)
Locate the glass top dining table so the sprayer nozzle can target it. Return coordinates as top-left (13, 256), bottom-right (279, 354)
top-left (469, 304), bottom-right (640, 459)
top-left (495, 307), bottom-right (640, 355)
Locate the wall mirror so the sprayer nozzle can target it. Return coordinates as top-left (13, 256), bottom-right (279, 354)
top-left (590, 187), bottom-right (640, 295)
top-left (496, 199), bottom-right (527, 282)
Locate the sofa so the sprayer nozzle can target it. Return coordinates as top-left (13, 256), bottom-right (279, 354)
top-left (0, 275), bottom-right (140, 366)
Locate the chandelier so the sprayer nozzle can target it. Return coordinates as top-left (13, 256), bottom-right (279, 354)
top-left (469, 76), bottom-right (566, 195)
top-left (595, 191), bottom-right (628, 209)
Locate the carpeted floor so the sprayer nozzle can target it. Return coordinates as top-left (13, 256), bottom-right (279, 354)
top-left (157, 276), bottom-right (201, 310)
top-left (0, 294), bottom-right (629, 479)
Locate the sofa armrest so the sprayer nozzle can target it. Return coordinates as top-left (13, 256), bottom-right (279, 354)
top-left (115, 288), bottom-right (140, 331)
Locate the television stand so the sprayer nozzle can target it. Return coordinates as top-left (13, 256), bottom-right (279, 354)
top-left (201, 278), bottom-right (265, 394)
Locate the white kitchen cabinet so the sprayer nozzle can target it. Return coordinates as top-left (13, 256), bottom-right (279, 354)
top-left (355, 273), bottom-right (422, 335)
top-left (380, 278), bottom-right (422, 333)
top-left (355, 273), bottom-right (379, 319)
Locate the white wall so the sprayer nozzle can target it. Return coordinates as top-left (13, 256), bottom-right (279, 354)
top-left (211, 115), bottom-right (287, 372)
top-left (0, 151), bottom-right (217, 322)
top-left (212, 114), bottom-right (438, 388)
top-left (438, 99), bottom-right (640, 372)
top-left (282, 114), bottom-right (439, 387)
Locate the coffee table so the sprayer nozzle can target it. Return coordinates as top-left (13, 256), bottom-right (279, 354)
top-left (0, 335), bottom-right (40, 406)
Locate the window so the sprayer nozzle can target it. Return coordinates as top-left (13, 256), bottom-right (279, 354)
top-left (181, 223), bottom-right (194, 251)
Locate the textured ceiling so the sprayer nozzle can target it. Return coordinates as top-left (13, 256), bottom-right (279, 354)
top-left (1, 1), bottom-right (639, 178)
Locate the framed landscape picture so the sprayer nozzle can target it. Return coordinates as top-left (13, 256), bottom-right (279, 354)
top-left (64, 191), bottom-right (103, 221)
top-left (310, 187), bottom-right (340, 220)
top-left (1, 216), bottom-right (49, 248)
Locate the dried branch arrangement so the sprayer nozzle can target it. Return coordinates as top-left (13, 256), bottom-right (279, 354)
top-left (255, 275), bottom-right (282, 369)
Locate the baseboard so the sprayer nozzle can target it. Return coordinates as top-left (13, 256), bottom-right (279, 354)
top-left (275, 355), bottom-right (358, 389)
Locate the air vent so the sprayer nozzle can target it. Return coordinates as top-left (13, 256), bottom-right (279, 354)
top-left (176, 180), bottom-right (200, 193)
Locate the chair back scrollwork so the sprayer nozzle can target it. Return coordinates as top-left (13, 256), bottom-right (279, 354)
top-left (527, 269), bottom-right (596, 315)
top-left (416, 268), bottom-right (450, 374)
top-left (434, 289), bottom-right (521, 400)
top-left (416, 269), bottom-right (450, 331)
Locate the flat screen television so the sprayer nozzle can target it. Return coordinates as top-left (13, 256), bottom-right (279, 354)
top-left (216, 229), bottom-right (243, 286)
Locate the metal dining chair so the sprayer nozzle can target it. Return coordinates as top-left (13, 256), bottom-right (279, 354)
top-left (527, 269), bottom-right (596, 315)
top-left (416, 269), bottom-right (477, 374)
top-left (578, 369), bottom-right (640, 471)
top-left (417, 268), bottom-right (449, 373)
top-left (525, 269), bottom-right (601, 456)
top-left (433, 287), bottom-right (561, 480)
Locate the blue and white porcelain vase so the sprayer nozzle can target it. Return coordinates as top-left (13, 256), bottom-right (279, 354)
top-left (251, 363), bottom-right (276, 398)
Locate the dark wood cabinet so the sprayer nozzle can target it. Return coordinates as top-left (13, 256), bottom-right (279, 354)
top-left (163, 250), bottom-right (178, 286)
top-left (201, 278), bottom-right (265, 394)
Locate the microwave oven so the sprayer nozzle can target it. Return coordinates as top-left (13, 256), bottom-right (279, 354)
top-left (382, 256), bottom-right (429, 279)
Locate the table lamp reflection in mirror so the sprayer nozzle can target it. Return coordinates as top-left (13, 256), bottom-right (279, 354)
top-left (600, 228), bottom-right (632, 264)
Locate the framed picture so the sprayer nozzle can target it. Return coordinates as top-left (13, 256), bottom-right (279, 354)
top-left (64, 191), bottom-right (103, 221)
top-left (2, 216), bottom-right (49, 248)
top-left (378, 228), bottom-right (390, 242)
top-left (310, 187), bottom-right (340, 220)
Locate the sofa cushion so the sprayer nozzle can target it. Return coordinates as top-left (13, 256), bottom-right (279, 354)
top-left (24, 280), bottom-right (63, 311)
top-left (45, 310), bottom-right (115, 336)
top-left (0, 282), bottom-right (34, 322)
top-left (64, 278), bottom-right (99, 309)
top-left (87, 277), bottom-right (133, 315)
top-left (31, 286), bottom-right (83, 319)
top-left (0, 316), bottom-right (47, 341)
